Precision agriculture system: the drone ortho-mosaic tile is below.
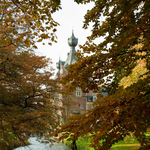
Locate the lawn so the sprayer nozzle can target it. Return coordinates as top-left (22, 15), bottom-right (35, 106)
top-left (110, 146), bottom-right (140, 150)
top-left (65, 134), bottom-right (142, 150)
top-left (110, 136), bottom-right (140, 150)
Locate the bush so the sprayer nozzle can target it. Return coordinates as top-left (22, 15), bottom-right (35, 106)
top-left (65, 135), bottom-right (93, 150)
top-left (76, 136), bottom-right (92, 150)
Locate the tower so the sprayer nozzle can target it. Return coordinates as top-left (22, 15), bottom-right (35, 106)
top-left (56, 31), bottom-right (99, 122)
top-left (63, 30), bottom-right (78, 68)
top-left (56, 57), bottom-right (65, 78)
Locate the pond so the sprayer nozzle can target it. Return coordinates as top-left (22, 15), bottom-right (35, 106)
top-left (13, 137), bottom-right (71, 150)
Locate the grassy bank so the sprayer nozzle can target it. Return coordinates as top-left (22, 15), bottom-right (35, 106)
top-left (65, 134), bottom-right (142, 150)
top-left (110, 136), bottom-right (140, 150)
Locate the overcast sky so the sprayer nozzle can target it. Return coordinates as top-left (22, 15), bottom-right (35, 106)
top-left (35, 0), bottom-right (95, 74)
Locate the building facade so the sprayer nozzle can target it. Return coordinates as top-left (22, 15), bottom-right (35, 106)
top-left (56, 31), bottom-right (107, 122)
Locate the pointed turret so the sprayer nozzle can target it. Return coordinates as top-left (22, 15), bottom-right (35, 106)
top-left (56, 57), bottom-right (65, 78)
top-left (64, 31), bottom-right (78, 68)
top-left (68, 30), bottom-right (78, 47)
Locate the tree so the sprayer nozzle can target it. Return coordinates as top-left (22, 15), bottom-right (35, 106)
top-left (0, 42), bottom-right (63, 149)
top-left (0, 1), bottom-right (65, 149)
top-left (55, 0), bottom-right (150, 149)
top-left (0, 0), bottom-right (61, 49)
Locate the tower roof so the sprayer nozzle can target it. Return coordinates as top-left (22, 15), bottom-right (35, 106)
top-left (64, 31), bottom-right (78, 68)
top-left (63, 50), bottom-right (77, 68)
top-left (68, 30), bottom-right (78, 47)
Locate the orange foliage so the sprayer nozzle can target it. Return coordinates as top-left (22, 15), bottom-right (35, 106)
top-left (0, 39), bottom-right (62, 150)
top-left (0, 0), bottom-right (61, 48)
top-left (54, 0), bottom-right (150, 150)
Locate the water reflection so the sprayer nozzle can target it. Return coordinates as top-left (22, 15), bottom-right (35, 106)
top-left (13, 137), bottom-right (71, 150)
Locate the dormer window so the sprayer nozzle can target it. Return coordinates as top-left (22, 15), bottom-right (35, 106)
top-left (76, 87), bottom-right (82, 97)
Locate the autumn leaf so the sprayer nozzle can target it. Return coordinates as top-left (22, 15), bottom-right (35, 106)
top-left (0, 0), bottom-right (61, 49)
top-left (54, 0), bottom-right (150, 150)
top-left (0, 26), bottom-right (63, 150)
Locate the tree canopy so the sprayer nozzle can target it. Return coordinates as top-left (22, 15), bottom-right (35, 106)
top-left (0, 0), bottom-right (63, 149)
top-left (55, 0), bottom-right (150, 149)
top-left (0, 43), bottom-right (63, 149)
top-left (62, 0), bottom-right (150, 92)
top-left (0, 0), bottom-right (61, 49)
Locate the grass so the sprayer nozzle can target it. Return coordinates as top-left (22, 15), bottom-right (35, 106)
top-left (65, 132), bottom-right (150, 150)
top-left (110, 136), bottom-right (140, 150)
top-left (110, 146), bottom-right (140, 150)
top-left (110, 135), bottom-right (140, 150)
top-left (65, 134), bottom-right (142, 150)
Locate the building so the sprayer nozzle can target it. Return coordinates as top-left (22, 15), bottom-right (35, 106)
top-left (56, 31), bottom-right (107, 122)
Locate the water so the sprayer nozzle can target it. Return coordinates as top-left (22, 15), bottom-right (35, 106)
top-left (13, 137), bottom-right (71, 150)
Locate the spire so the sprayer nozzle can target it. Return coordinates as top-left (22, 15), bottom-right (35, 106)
top-left (64, 31), bottom-right (78, 68)
top-left (68, 30), bottom-right (78, 47)
top-left (56, 57), bottom-right (61, 70)
top-left (56, 57), bottom-right (65, 78)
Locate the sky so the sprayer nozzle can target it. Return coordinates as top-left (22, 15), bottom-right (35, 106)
top-left (35, 0), bottom-right (95, 75)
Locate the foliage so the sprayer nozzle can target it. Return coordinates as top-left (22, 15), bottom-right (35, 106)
top-left (55, 0), bottom-right (150, 150)
top-left (0, 1), bottom-right (64, 149)
top-left (66, 135), bottom-right (92, 150)
top-left (0, 0), bottom-right (61, 49)
top-left (110, 147), bottom-right (139, 150)
top-left (62, 0), bottom-right (150, 92)
top-left (65, 134), bottom-right (141, 150)
top-left (0, 41), bottom-right (63, 150)
top-left (56, 80), bottom-right (150, 150)
top-left (119, 59), bottom-right (147, 88)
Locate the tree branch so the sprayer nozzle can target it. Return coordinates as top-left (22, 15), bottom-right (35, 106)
top-left (0, 41), bottom-right (13, 48)
top-left (11, 0), bottom-right (31, 25)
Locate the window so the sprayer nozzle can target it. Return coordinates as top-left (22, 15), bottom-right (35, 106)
top-left (76, 91), bottom-right (81, 97)
top-left (87, 96), bottom-right (93, 102)
top-left (93, 96), bottom-right (97, 101)
top-left (76, 87), bottom-right (82, 97)
top-left (87, 96), bottom-right (97, 102)
top-left (76, 87), bottom-right (81, 90)
top-left (80, 105), bottom-right (84, 109)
